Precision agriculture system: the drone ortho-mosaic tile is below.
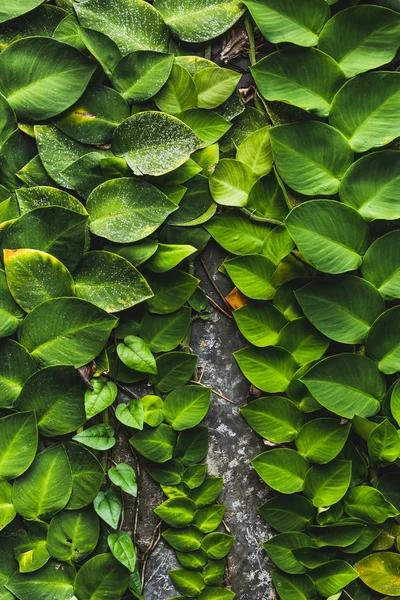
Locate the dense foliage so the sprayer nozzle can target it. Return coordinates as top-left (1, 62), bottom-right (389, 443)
top-left (0, 0), bottom-right (399, 599)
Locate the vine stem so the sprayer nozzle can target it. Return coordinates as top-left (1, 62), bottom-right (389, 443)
top-left (189, 379), bottom-right (235, 404)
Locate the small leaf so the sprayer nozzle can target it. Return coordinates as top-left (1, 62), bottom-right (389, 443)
top-left (130, 423), bottom-right (176, 463)
top-left (117, 335), bottom-right (157, 374)
top-left (115, 399), bottom-right (144, 430)
top-left (64, 442), bottom-right (104, 510)
top-left (234, 346), bottom-right (298, 393)
top-left (85, 377), bottom-right (118, 419)
top-left (209, 158), bottom-right (258, 207)
top-left (264, 532), bottom-right (314, 575)
top-left (108, 530), bottom-right (137, 572)
top-left (108, 463), bottom-right (137, 497)
top-left (0, 479), bottom-right (16, 531)
top-left (201, 533), bottom-right (234, 560)
top-left (163, 385), bottom-right (211, 431)
top-left (0, 412), bottom-right (37, 481)
top-left (155, 497), bottom-right (197, 528)
top-left (150, 352), bottom-right (198, 393)
top-left (155, 63), bottom-right (197, 114)
top-left (304, 460), bottom-right (352, 508)
top-left (258, 495), bottom-right (315, 533)
top-left (169, 569), bottom-right (206, 597)
top-left (73, 424), bottom-right (116, 451)
top-left (112, 51), bottom-right (174, 102)
top-left (251, 448), bottom-right (309, 494)
top-left (233, 302), bottom-right (287, 347)
top-left (224, 254), bottom-right (276, 300)
top-left (241, 396), bottom-right (304, 443)
top-left (93, 489), bottom-right (122, 529)
top-left (367, 419), bottom-right (400, 463)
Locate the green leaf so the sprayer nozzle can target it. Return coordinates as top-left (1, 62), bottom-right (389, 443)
top-left (0, 0), bottom-right (46, 23)
top-left (74, 553), bottom-right (129, 599)
top-left (356, 552), bottom-right (400, 595)
top-left (264, 532), bottom-right (314, 575)
top-left (236, 127), bottom-right (272, 178)
top-left (73, 425), bottom-right (116, 451)
top-left (209, 158), bottom-right (258, 207)
top-left (296, 276), bottom-right (384, 344)
top-left (13, 521), bottom-right (50, 573)
top-left (106, 240), bottom-right (158, 268)
top-left (247, 171), bottom-right (290, 223)
top-left (340, 150), bottom-right (400, 221)
top-left (155, 497), bottom-right (197, 528)
top-left (0, 37), bottom-right (95, 121)
top-left (243, 0), bottom-right (330, 46)
top-left (162, 527), bottom-right (203, 552)
top-left (296, 418), bottom-right (350, 464)
top-left (0, 412), bottom-right (37, 480)
top-left (113, 112), bottom-right (201, 176)
top-left (224, 254), bottom-right (276, 300)
top-left (115, 399), bottom-right (144, 430)
top-left (202, 561), bottom-right (226, 586)
top-left (75, 0), bottom-right (168, 54)
top-left (3, 248), bottom-right (74, 313)
top-left (84, 377), bottom-right (118, 420)
top-left (344, 486), bottom-right (399, 523)
top-left (0, 128), bottom-right (36, 191)
top-left (271, 570), bottom-right (315, 600)
top-left (252, 48), bottom-right (345, 118)
top-left (112, 51), bottom-right (173, 102)
top-left (190, 477), bottom-right (223, 508)
top-left (148, 459), bottom-right (184, 486)
top-left (330, 71), bottom-right (400, 152)
top-left (204, 209), bottom-right (271, 256)
top-left (175, 427), bottom-right (208, 466)
top-left (319, 5), bottom-right (400, 77)
top-left (18, 366), bottom-right (86, 437)
top-left (108, 530), bottom-right (136, 572)
top-left (182, 464), bottom-right (207, 489)
top-left (201, 533), bottom-right (234, 560)
top-left (367, 419), bottom-right (400, 463)
top-left (146, 244), bottom-right (196, 273)
top-left (147, 270), bottom-right (199, 314)
top-left (6, 560), bottom-right (76, 600)
top-left (277, 317), bottom-right (329, 365)
top-left (194, 67), bottom-right (240, 110)
top-left (271, 121), bottom-right (353, 195)
top-left (64, 442), bottom-right (104, 510)
top-left (130, 423), bottom-right (176, 463)
top-left (150, 352), bottom-right (198, 393)
top-left (258, 495), bottom-right (315, 533)
top-left (155, 63), bottom-right (197, 114)
top-left (310, 560), bottom-right (358, 596)
top-left (198, 589), bottom-right (235, 600)
top-left (93, 489), bottom-right (122, 529)
top-left (139, 307), bottom-right (191, 352)
top-left (241, 396), bottom-right (303, 443)
top-left (234, 346), bottom-right (298, 393)
top-left (163, 385), bottom-right (211, 431)
top-left (193, 505), bottom-right (226, 533)
top-left (233, 302), bottom-right (286, 347)
top-left (108, 463), bottom-right (137, 497)
top-left (19, 297), bottom-right (117, 368)
top-left (0, 480), bottom-right (15, 531)
top-left (47, 507), bottom-right (99, 562)
top-left (391, 379), bottom-right (400, 427)
top-left (117, 335), bottom-right (157, 374)
top-left (302, 353), bottom-right (384, 418)
top-left (1, 206), bottom-right (88, 272)
top-left (304, 460), bottom-right (352, 507)
top-left (153, 0), bottom-right (245, 42)
top-left (366, 306), bottom-right (400, 374)
top-left (0, 341), bottom-right (37, 411)
top-left (361, 230), bottom-right (400, 299)
top-left (251, 448), bottom-right (309, 493)
top-left (16, 185), bottom-right (87, 217)
top-left (169, 569), bottom-right (206, 597)
top-left (177, 109), bottom-right (231, 147)
top-left (87, 177), bottom-right (176, 243)
top-left (285, 200), bottom-right (369, 274)
top-left (12, 444), bottom-right (72, 520)
top-left (0, 269), bottom-right (24, 339)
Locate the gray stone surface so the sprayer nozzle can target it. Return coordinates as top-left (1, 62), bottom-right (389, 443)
top-left (136, 244), bottom-right (274, 599)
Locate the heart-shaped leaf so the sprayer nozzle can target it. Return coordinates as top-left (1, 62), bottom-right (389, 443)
top-left (233, 302), bottom-right (287, 347)
top-left (73, 424), bottom-right (116, 451)
top-left (304, 460), bottom-right (352, 507)
top-left (252, 448), bottom-right (309, 494)
top-left (108, 463), bottom-right (137, 496)
top-left (47, 507), bottom-right (99, 562)
top-left (163, 385), bottom-right (211, 431)
top-left (84, 377), bottom-right (118, 420)
top-left (296, 418), bottom-right (350, 464)
top-left (130, 423), bottom-right (176, 463)
top-left (74, 553), bottom-right (129, 599)
top-left (155, 63), bottom-right (198, 114)
top-left (224, 254), bottom-right (276, 300)
top-left (209, 158), bottom-right (258, 207)
top-left (108, 530), bottom-right (137, 572)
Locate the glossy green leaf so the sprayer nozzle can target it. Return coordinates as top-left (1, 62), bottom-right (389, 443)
top-left (368, 419), bottom-right (400, 463)
top-left (224, 254), bottom-right (276, 300)
top-left (177, 110), bottom-right (231, 148)
top-left (162, 526), bottom-right (203, 552)
top-left (243, 0), bottom-right (330, 46)
top-left (0, 412), bottom-right (37, 480)
top-left (0, 37), bottom-right (95, 121)
top-left (193, 505), bottom-right (225, 534)
top-left (18, 366), bottom-right (86, 436)
top-left (201, 533), bottom-right (234, 560)
top-left (130, 423), bottom-right (176, 463)
top-left (236, 127), bottom-right (272, 178)
top-left (108, 463), bottom-right (137, 497)
top-left (366, 306), bottom-right (400, 374)
top-left (169, 569), bottom-right (206, 597)
top-left (19, 297), bottom-right (117, 368)
top-left (154, 0), bottom-right (245, 42)
top-left (318, 5), bottom-right (400, 77)
top-left (175, 427), bottom-right (208, 466)
top-left (233, 302), bottom-right (287, 347)
top-left (139, 307), bottom-right (191, 352)
top-left (150, 352), bottom-right (197, 393)
top-left (0, 480), bottom-right (15, 532)
top-left (117, 335), bottom-right (157, 374)
top-left (361, 230), bottom-right (400, 300)
top-left (0, 269), bottom-right (24, 338)
top-left (74, 553), bottom-right (129, 600)
top-left (209, 159), bottom-right (258, 207)
top-left (146, 244), bottom-right (196, 273)
top-left (16, 186), bottom-right (87, 217)
top-left (344, 486), bottom-right (399, 523)
top-left (93, 489), bottom-right (122, 529)
top-left (304, 460), bottom-right (352, 507)
top-left (252, 48), bottom-right (345, 117)
top-left (163, 385), bottom-right (211, 431)
top-left (204, 209), bottom-right (271, 255)
top-left (0, 340), bottom-right (37, 408)
top-left (147, 270), bottom-right (199, 314)
top-left (271, 570), bottom-right (315, 600)
top-left (277, 317), bottom-right (329, 365)
top-left (13, 521), bottom-right (50, 573)
top-left (84, 377), bottom-right (118, 420)
top-left (296, 276), bottom-right (384, 344)
top-left (234, 346), bottom-right (298, 393)
top-left (106, 239), bottom-right (159, 268)
top-left (0, 0), bottom-right (47, 23)
top-left (73, 424), bottom-right (116, 451)
top-left (264, 532), bottom-right (314, 575)
top-left (115, 399), bottom-right (144, 430)
top-left (356, 552), bottom-right (400, 595)
top-left (247, 171), bottom-right (290, 223)
top-left (310, 560), bottom-right (358, 596)
top-left (113, 112), bottom-right (201, 176)
top-left (285, 200), bottom-right (368, 274)
top-left (270, 121), bottom-right (353, 195)
top-left (108, 530), bottom-right (136, 572)
top-left (258, 495), bottom-right (315, 533)
top-left (155, 64), bottom-right (197, 115)
top-left (296, 418), bottom-right (350, 464)
top-left (6, 560), bottom-right (76, 600)
top-left (112, 51), bottom-right (173, 102)
top-left (13, 445), bottom-right (72, 520)
top-left (241, 396), bottom-right (303, 443)
top-left (47, 507), bottom-right (99, 562)
top-left (330, 71), bottom-right (400, 152)
top-left (194, 67), bottom-right (240, 110)
top-left (63, 442), bottom-right (103, 511)
top-left (251, 448), bottom-right (309, 494)
top-left (155, 497), bottom-right (197, 528)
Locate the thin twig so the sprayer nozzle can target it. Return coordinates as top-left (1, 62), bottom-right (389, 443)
top-left (128, 445), bottom-right (141, 545)
top-left (141, 521), bottom-right (162, 587)
top-left (206, 295), bottom-right (234, 320)
top-left (189, 379), bottom-right (235, 404)
top-left (200, 257), bottom-right (232, 311)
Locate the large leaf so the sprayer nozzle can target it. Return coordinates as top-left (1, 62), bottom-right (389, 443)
top-left (3, 248), bottom-right (74, 312)
top-left (75, 0), bottom-right (168, 54)
top-left (204, 209), bottom-right (271, 255)
top-left (155, 63), bottom-right (198, 115)
top-left (153, 0), bottom-right (245, 42)
top-left (304, 460), bottom-right (352, 507)
top-left (64, 442), bottom-right (104, 510)
top-left (270, 121), bottom-right (353, 195)
top-left (318, 5), bottom-right (400, 77)
top-left (18, 366), bottom-right (86, 437)
top-left (224, 254), bottom-right (276, 300)
top-left (12, 445), bottom-right (72, 520)
top-left (295, 276), bottom-right (384, 344)
top-left (0, 0), bottom-right (46, 23)
top-left (0, 37), bottom-right (95, 121)
top-left (112, 51), bottom-right (173, 102)
top-left (233, 302), bottom-right (287, 347)
top-left (296, 418), bottom-right (350, 464)
top-left (6, 560), bottom-right (76, 600)
top-left (310, 561), bottom-right (358, 596)
top-left (271, 570), bottom-right (315, 600)
top-left (130, 423), bottom-right (176, 463)
top-left (234, 346), bottom-right (298, 393)
top-left (74, 251), bottom-right (152, 312)
top-left (345, 486), bottom-right (399, 523)
top-left (243, 0), bottom-right (330, 46)
top-left (194, 67), bottom-right (241, 110)
top-left (365, 306), bottom-right (400, 374)
top-left (285, 200), bottom-right (369, 274)
top-left (263, 532), bottom-right (313, 575)
top-left (241, 396), bottom-right (304, 443)
top-left (356, 552), bottom-right (400, 595)
top-left (0, 479), bottom-right (15, 532)
top-left (258, 495), bottom-right (315, 533)
top-left (277, 317), bottom-right (329, 365)
top-left (74, 553), bottom-right (129, 600)
top-left (330, 71), bottom-right (400, 152)
top-left (163, 385), bottom-right (211, 431)
top-left (301, 353), bottom-right (385, 418)
top-left (0, 412), bottom-right (37, 480)
top-left (0, 339), bottom-right (37, 408)
top-left (150, 352), bottom-right (197, 393)
top-left (13, 521), bottom-right (50, 574)
top-left (209, 158), bottom-right (258, 207)
top-left (19, 297), bottom-right (117, 368)
top-left (87, 178), bottom-right (177, 243)
top-left (1, 206), bottom-right (88, 272)
top-left (361, 230), bottom-right (400, 299)
top-left (138, 306), bottom-right (191, 352)
top-left (113, 112), bottom-right (201, 176)
top-left (146, 269), bottom-right (199, 314)
top-left (47, 507), bottom-right (99, 562)
top-left (340, 151), bottom-right (400, 221)
top-left (252, 448), bottom-right (309, 494)
top-left (252, 48), bottom-right (345, 118)
top-left (0, 268), bottom-right (24, 338)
